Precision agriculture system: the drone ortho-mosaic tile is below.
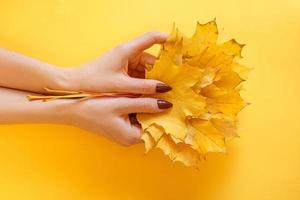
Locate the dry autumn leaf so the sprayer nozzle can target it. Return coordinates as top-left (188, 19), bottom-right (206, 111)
top-left (137, 20), bottom-right (250, 166)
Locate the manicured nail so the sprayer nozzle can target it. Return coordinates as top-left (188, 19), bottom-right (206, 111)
top-left (156, 83), bottom-right (172, 93)
top-left (157, 100), bottom-right (173, 109)
top-left (129, 113), bottom-right (140, 125)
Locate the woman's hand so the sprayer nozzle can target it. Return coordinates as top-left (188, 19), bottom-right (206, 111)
top-left (0, 32), bottom-right (171, 94)
top-left (68, 97), bottom-right (172, 146)
top-left (67, 32), bottom-right (172, 94)
top-left (0, 32), bottom-right (173, 146)
top-left (0, 87), bottom-right (172, 146)
top-left (62, 32), bottom-right (173, 146)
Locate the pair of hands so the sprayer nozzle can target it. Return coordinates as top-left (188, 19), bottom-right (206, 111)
top-left (62, 32), bottom-right (172, 146)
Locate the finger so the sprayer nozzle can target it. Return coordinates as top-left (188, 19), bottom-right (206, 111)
top-left (128, 52), bottom-right (156, 70)
top-left (136, 64), bottom-right (145, 72)
top-left (130, 71), bottom-right (144, 79)
top-left (139, 52), bottom-right (157, 66)
top-left (120, 77), bottom-right (172, 94)
top-left (113, 118), bottom-right (142, 146)
top-left (123, 32), bottom-right (168, 56)
top-left (128, 66), bottom-right (145, 78)
top-left (115, 97), bottom-right (173, 114)
top-left (122, 121), bottom-right (142, 145)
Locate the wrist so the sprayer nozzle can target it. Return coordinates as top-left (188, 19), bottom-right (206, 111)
top-left (56, 67), bottom-right (85, 92)
top-left (31, 99), bottom-right (76, 125)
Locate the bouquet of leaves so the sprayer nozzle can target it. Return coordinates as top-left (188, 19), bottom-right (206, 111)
top-left (137, 20), bottom-right (250, 166)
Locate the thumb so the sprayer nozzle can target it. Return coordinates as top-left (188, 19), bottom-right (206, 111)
top-left (125, 32), bottom-right (168, 57)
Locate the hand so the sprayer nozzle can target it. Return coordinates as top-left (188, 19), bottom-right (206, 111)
top-left (0, 86), bottom-right (172, 146)
top-left (62, 32), bottom-right (173, 145)
top-left (67, 32), bottom-right (172, 94)
top-left (0, 32), bottom-right (174, 146)
top-left (68, 97), bottom-right (172, 146)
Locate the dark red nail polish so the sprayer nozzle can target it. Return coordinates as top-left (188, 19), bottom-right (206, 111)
top-left (157, 100), bottom-right (173, 109)
top-left (156, 83), bottom-right (172, 93)
top-left (129, 113), bottom-right (140, 125)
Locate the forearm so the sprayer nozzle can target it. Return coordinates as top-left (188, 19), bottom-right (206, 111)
top-left (0, 48), bottom-right (73, 93)
top-left (0, 87), bottom-right (72, 125)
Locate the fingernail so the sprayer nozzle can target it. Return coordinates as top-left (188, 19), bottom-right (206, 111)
top-left (157, 100), bottom-right (173, 109)
top-left (129, 113), bottom-right (140, 125)
top-left (156, 83), bottom-right (172, 93)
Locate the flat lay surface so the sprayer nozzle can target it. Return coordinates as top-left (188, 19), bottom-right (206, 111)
top-left (0, 0), bottom-right (299, 199)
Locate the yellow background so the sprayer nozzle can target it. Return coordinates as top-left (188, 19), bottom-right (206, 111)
top-left (0, 0), bottom-right (300, 199)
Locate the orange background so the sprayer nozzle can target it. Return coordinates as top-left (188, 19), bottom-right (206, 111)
top-left (0, 0), bottom-right (300, 199)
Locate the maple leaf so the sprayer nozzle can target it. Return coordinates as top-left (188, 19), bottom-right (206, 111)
top-left (137, 55), bottom-right (206, 140)
top-left (137, 20), bottom-right (250, 166)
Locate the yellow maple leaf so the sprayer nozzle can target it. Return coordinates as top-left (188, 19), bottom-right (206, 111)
top-left (142, 124), bottom-right (201, 166)
top-left (186, 118), bottom-right (226, 154)
top-left (137, 20), bottom-right (250, 166)
top-left (138, 55), bottom-right (206, 140)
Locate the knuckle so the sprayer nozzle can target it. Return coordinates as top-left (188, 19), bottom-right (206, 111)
top-left (144, 31), bottom-right (160, 43)
top-left (115, 44), bottom-right (128, 54)
top-left (141, 98), bottom-right (149, 111)
top-left (140, 98), bottom-right (156, 112)
top-left (146, 31), bottom-right (160, 38)
top-left (140, 81), bottom-right (149, 94)
top-left (138, 80), bottom-right (153, 94)
top-left (121, 133), bottom-right (140, 146)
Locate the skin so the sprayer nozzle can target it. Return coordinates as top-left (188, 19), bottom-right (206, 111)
top-left (0, 32), bottom-right (172, 146)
